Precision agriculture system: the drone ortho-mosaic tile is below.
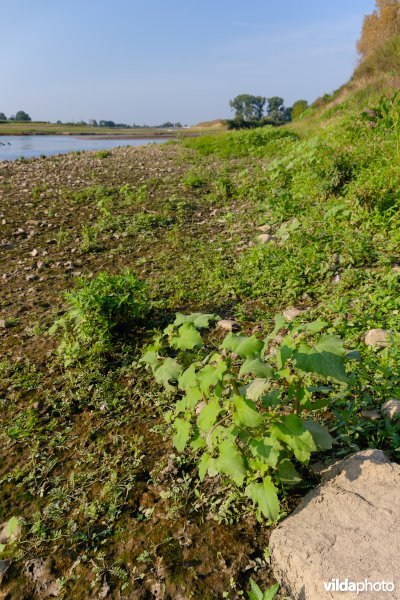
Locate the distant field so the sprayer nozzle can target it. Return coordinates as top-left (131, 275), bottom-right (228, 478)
top-left (0, 120), bottom-right (228, 137)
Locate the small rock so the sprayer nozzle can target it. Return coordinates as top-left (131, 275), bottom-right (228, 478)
top-left (257, 233), bottom-right (275, 244)
top-left (26, 274), bottom-right (39, 282)
top-left (360, 409), bottom-right (380, 420)
top-left (258, 224), bottom-right (272, 233)
top-left (283, 308), bottom-right (302, 322)
top-left (392, 264), bottom-right (400, 273)
top-left (12, 228), bottom-right (26, 237)
top-left (0, 319), bottom-right (7, 329)
top-left (381, 399), bottom-right (400, 420)
top-left (46, 239), bottom-right (57, 245)
top-left (30, 248), bottom-right (38, 257)
top-left (364, 328), bottom-right (390, 348)
top-left (217, 319), bottom-right (240, 332)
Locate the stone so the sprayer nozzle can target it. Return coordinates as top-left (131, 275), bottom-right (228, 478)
top-left (0, 319), bottom-right (7, 329)
top-left (360, 409), bottom-right (380, 420)
top-left (257, 233), bottom-right (275, 244)
top-left (283, 308), bottom-right (303, 322)
top-left (258, 224), bottom-right (272, 233)
top-left (216, 319), bottom-right (240, 332)
top-left (24, 559), bottom-right (60, 597)
top-left (381, 399), bottom-right (400, 420)
top-left (270, 450), bottom-right (400, 600)
top-left (30, 248), bottom-right (38, 257)
top-left (364, 328), bottom-right (390, 348)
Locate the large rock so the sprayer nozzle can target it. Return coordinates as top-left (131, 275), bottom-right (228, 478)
top-left (270, 450), bottom-right (400, 599)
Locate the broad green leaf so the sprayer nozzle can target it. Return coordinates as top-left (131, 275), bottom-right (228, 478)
top-left (198, 453), bottom-right (211, 481)
top-left (265, 314), bottom-right (287, 342)
top-left (304, 420), bottom-right (333, 450)
top-left (294, 334), bottom-right (347, 383)
top-left (240, 358), bottom-right (274, 379)
top-left (222, 334), bottom-right (263, 358)
top-left (141, 350), bottom-right (159, 370)
top-left (173, 312), bottom-right (219, 328)
top-left (190, 428), bottom-right (206, 450)
top-left (178, 364), bottom-right (198, 391)
top-left (193, 313), bottom-right (220, 328)
top-left (173, 418), bottom-right (191, 452)
top-left (0, 544), bottom-right (5, 553)
top-left (277, 344), bottom-right (294, 370)
top-left (215, 439), bottom-right (246, 485)
top-left (154, 358), bottom-right (182, 391)
top-left (270, 414), bottom-right (317, 463)
top-left (304, 318), bottom-right (328, 334)
top-left (245, 477), bottom-right (280, 521)
top-left (6, 517), bottom-right (20, 537)
top-left (248, 437), bottom-right (281, 468)
top-left (185, 387), bottom-right (203, 409)
top-left (197, 397), bottom-right (221, 432)
top-left (171, 322), bottom-right (204, 351)
top-left (246, 378), bottom-right (270, 401)
top-left (277, 459), bottom-right (302, 486)
top-left (232, 396), bottom-right (263, 428)
top-left (197, 361), bottom-right (227, 395)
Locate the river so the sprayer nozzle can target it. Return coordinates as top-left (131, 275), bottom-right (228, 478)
top-left (0, 135), bottom-right (168, 161)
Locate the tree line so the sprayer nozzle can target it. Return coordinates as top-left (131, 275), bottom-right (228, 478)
top-left (228, 94), bottom-right (309, 128)
top-left (0, 110), bottom-right (31, 122)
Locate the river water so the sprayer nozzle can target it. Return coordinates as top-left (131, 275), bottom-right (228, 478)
top-left (0, 135), bottom-right (167, 161)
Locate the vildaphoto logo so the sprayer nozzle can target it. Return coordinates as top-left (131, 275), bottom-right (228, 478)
top-left (323, 579), bottom-right (395, 594)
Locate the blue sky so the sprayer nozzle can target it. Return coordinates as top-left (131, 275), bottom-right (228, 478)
top-left (1, 0), bottom-right (375, 124)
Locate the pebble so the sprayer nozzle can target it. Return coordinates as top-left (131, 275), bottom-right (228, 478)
top-left (217, 319), bottom-right (240, 332)
top-left (257, 233), bottom-right (275, 244)
top-left (364, 328), bottom-right (390, 348)
top-left (381, 399), bottom-right (400, 420)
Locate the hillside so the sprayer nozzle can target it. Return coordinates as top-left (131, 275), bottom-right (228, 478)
top-left (1, 4), bottom-right (400, 599)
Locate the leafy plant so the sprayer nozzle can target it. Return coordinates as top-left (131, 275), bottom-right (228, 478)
top-left (50, 271), bottom-right (149, 364)
top-left (248, 579), bottom-right (279, 600)
top-left (142, 313), bottom-right (351, 521)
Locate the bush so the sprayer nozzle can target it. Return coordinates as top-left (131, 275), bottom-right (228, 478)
top-left (50, 272), bottom-right (149, 364)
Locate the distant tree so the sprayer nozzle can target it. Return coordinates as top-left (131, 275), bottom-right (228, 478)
top-left (15, 110), bottom-right (31, 121)
top-left (292, 100), bottom-right (309, 120)
top-left (230, 94), bottom-right (266, 121)
top-left (56, 120), bottom-right (62, 125)
top-left (0, 112), bottom-right (6, 121)
top-left (99, 120), bottom-right (116, 128)
top-left (88, 119), bottom-right (98, 127)
top-left (267, 97), bottom-right (284, 115)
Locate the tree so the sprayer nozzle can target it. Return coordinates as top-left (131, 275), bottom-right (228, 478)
top-left (358, 0), bottom-right (400, 58)
top-left (229, 94), bottom-right (266, 121)
top-left (0, 112), bottom-right (6, 121)
top-left (15, 110), bottom-right (31, 121)
top-left (292, 100), bottom-right (309, 120)
top-left (267, 96), bottom-right (284, 115)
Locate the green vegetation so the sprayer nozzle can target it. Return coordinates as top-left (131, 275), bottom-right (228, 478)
top-left (50, 272), bottom-right (149, 364)
top-left (1, 3), bottom-right (400, 595)
top-left (143, 313), bottom-right (351, 522)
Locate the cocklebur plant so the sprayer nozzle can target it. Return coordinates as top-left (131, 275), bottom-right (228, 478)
top-left (142, 312), bottom-right (352, 522)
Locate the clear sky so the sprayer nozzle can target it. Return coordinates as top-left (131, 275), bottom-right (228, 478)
top-left (1, 0), bottom-right (376, 125)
